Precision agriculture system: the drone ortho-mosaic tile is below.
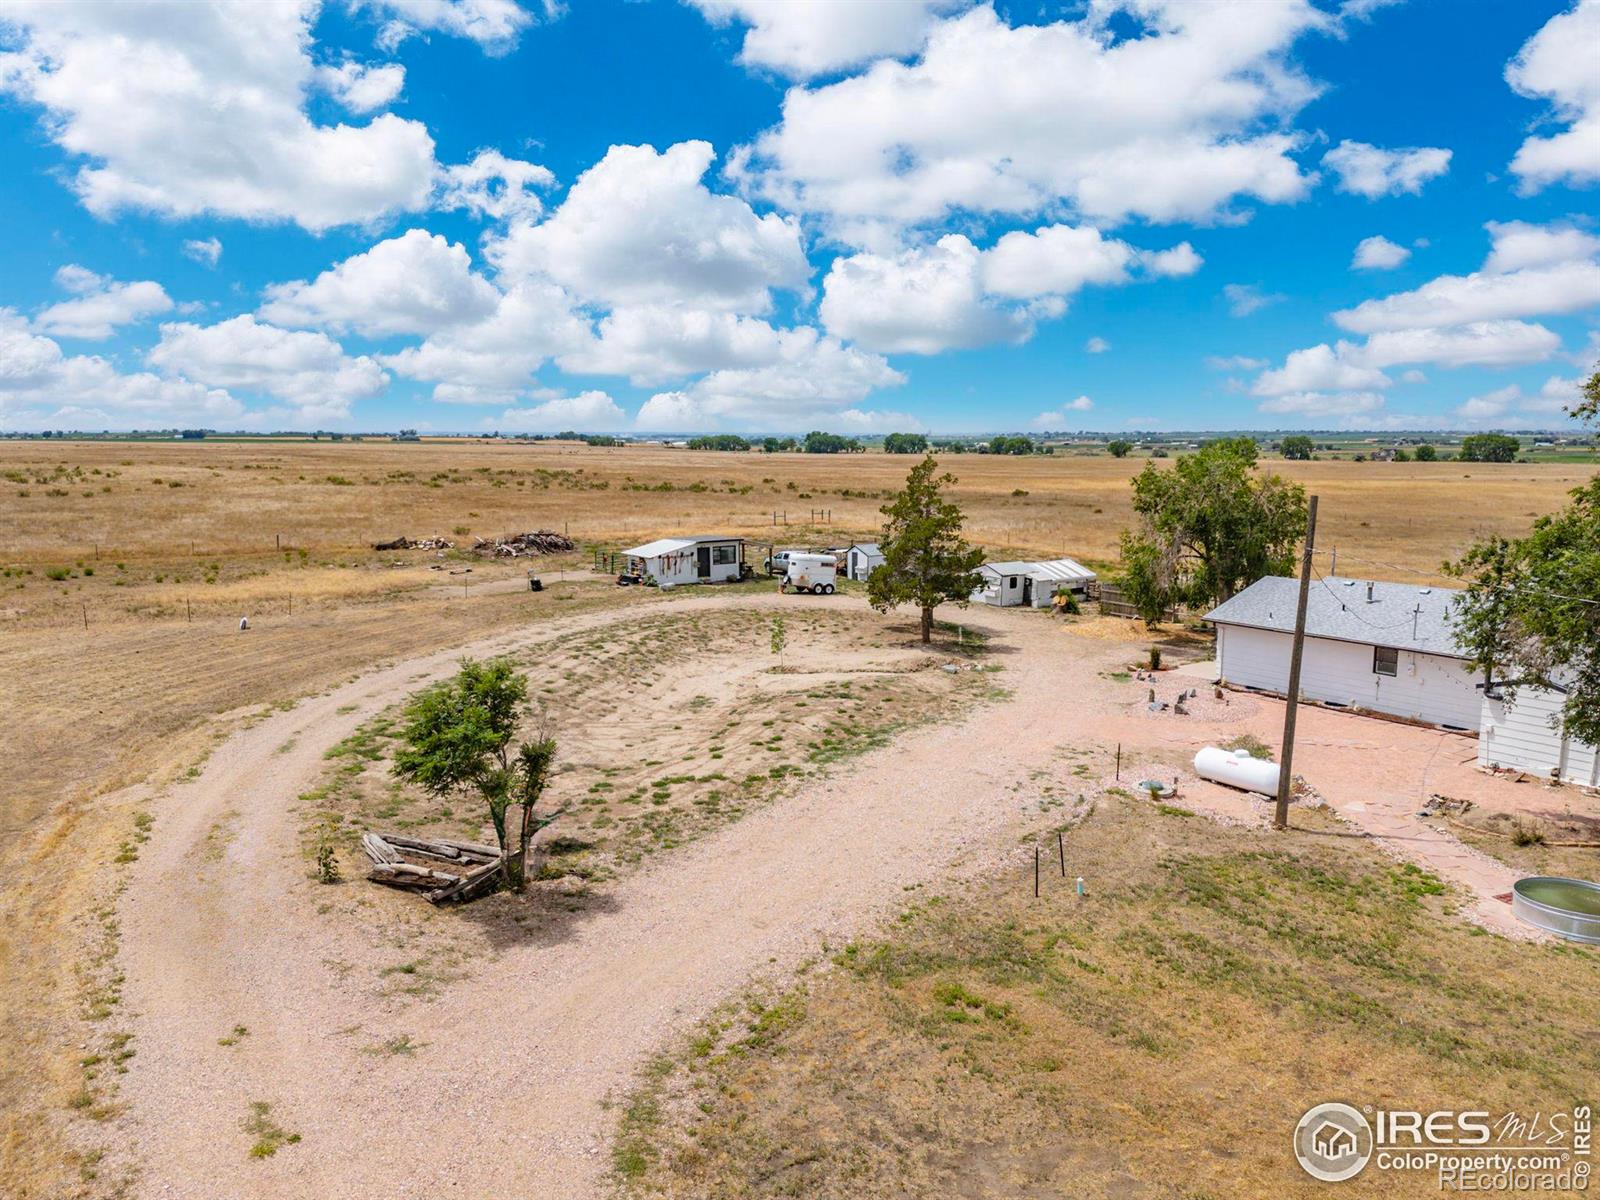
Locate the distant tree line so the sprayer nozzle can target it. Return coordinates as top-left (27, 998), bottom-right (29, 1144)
top-left (687, 434), bottom-right (751, 451)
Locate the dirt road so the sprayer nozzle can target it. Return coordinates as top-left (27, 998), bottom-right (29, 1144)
top-left (114, 595), bottom-right (1093, 1198)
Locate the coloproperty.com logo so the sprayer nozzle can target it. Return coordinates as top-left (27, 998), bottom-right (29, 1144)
top-left (1294, 1102), bottom-right (1592, 1191)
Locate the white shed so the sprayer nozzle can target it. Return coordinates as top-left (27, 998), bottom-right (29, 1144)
top-left (1480, 679), bottom-right (1599, 786)
top-left (1204, 576), bottom-right (1484, 731)
top-left (620, 536), bottom-right (745, 586)
top-left (1024, 557), bottom-right (1097, 607)
top-left (975, 562), bottom-right (1035, 607)
top-left (846, 542), bottom-right (884, 581)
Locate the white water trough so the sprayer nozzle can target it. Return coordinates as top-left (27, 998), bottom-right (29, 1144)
top-left (1193, 746), bottom-right (1280, 797)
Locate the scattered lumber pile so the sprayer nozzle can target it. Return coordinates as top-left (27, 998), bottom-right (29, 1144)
top-left (372, 536), bottom-right (455, 551)
top-left (472, 530), bottom-right (575, 558)
top-left (361, 831), bottom-right (505, 904)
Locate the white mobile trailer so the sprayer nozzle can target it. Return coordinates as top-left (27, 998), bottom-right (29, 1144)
top-left (620, 536), bottom-right (745, 586)
top-left (782, 553), bottom-right (837, 595)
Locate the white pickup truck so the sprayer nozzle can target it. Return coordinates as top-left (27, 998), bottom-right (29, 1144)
top-left (781, 553), bottom-right (837, 595)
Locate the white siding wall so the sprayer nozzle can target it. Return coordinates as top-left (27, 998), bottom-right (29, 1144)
top-left (1479, 687), bottom-right (1600, 786)
top-left (1217, 624), bottom-right (1483, 729)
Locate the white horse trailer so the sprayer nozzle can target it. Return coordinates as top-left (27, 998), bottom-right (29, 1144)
top-left (782, 553), bottom-right (837, 595)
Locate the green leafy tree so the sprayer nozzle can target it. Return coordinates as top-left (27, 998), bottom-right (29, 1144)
top-left (882, 432), bottom-right (929, 454)
top-left (761, 436), bottom-right (798, 453)
top-left (1448, 477), bottom-right (1600, 745)
top-left (803, 430), bottom-right (861, 454)
top-left (867, 455), bottom-right (985, 643)
top-left (1280, 434), bottom-right (1313, 460)
top-left (1413, 443), bottom-right (1438, 461)
top-left (1572, 361), bottom-right (1598, 424)
top-left (1107, 439), bottom-right (1133, 458)
top-left (1118, 436), bottom-right (1308, 624)
top-left (392, 658), bottom-right (561, 891)
top-left (986, 435), bottom-right (1035, 455)
top-left (1459, 432), bottom-right (1521, 463)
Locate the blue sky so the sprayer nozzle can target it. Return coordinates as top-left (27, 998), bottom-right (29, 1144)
top-left (1, 0), bottom-right (1596, 435)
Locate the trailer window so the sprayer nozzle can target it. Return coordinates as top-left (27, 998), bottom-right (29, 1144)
top-left (712, 545), bottom-right (738, 565)
top-left (1373, 646), bottom-right (1398, 677)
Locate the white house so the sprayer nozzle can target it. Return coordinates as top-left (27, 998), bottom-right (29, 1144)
top-left (1480, 679), bottom-right (1599, 786)
top-left (1207, 574), bottom-right (1599, 783)
top-left (846, 542), bottom-right (884, 581)
top-left (1204, 575), bottom-right (1483, 731)
top-left (620, 536), bottom-right (745, 586)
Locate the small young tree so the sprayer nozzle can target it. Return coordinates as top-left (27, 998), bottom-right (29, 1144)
top-left (1413, 443), bottom-right (1438, 461)
top-left (1107, 439), bottom-right (1133, 458)
top-left (868, 454), bottom-right (985, 643)
top-left (770, 612), bottom-right (787, 669)
top-left (392, 658), bottom-right (561, 892)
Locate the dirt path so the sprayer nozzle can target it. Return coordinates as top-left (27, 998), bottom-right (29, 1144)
top-left (115, 595), bottom-right (1094, 1198)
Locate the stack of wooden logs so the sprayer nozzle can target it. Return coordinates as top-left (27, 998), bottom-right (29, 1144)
top-left (472, 530), bottom-right (575, 557)
top-left (361, 831), bottom-right (506, 904)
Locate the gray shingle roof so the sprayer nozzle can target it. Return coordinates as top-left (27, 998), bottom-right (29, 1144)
top-left (1203, 575), bottom-right (1469, 658)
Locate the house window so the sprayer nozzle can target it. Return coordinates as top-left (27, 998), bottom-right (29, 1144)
top-left (712, 545), bottom-right (738, 565)
top-left (1373, 646), bottom-right (1399, 677)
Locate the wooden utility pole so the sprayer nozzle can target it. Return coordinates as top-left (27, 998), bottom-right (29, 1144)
top-left (1274, 494), bottom-right (1318, 830)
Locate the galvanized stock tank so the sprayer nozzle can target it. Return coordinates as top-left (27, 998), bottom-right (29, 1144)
top-left (1512, 877), bottom-right (1600, 944)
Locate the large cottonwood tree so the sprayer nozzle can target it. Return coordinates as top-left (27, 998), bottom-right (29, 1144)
top-left (1118, 436), bottom-right (1307, 624)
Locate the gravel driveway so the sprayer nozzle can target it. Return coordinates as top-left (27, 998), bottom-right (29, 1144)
top-left (114, 594), bottom-right (1089, 1198)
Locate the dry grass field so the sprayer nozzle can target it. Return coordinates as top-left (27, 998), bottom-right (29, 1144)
top-left (1, 436), bottom-right (1595, 1198)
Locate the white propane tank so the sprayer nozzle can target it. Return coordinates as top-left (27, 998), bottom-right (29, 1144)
top-left (1193, 746), bottom-right (1280, 796)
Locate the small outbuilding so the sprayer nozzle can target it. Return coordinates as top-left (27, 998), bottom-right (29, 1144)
top-left (1022, 557), bottom-right (1097, 607)
top-left (974, 557), bottom-right (1098, 608)
top-left (846, 542), bottom-right (884, 581)
top-left (620, 536), bottom-right (745, 586)
top-left (974, 561), bottom-right (1035, 607)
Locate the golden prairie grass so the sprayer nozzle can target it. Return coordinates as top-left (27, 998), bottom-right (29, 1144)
top-left (4, 439), bottom-right (1595, 589)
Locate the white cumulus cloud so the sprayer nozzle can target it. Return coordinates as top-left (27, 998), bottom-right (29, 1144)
top-left (34, 266), bottom-right (174, 340)
top-left (1352, 235), bottom-right (1410, 270)
top-left (684, 0), bottom-right (966, 79)
top-left (148, 315), bottom-right (387, 420)
top-left (731, 3), bottom-right (1323, 244)
top-left (489, 141), bottom-right (809, 313)
top-left (261, 229), bottom-right (500, 338)
top-left (315, 59), bottom-right (406, 112)
top-left (1322, 140), bottom-right (1451, 198)
top-left (1505, 0), bottom-right (1600, 192)
top-left (0, 2), bottom-right (447, 231)
top-left (494, 390), bottom-right (627, 432)
top-left (181, 237), bottom-right (223, 268)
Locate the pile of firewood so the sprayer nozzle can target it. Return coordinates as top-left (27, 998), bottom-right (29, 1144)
top-left (361, 831), bottom-right (505, 904)
top-left (472, 530), bottom-right (576, 557)
top-left (372, 535), bottom-right (455, 551)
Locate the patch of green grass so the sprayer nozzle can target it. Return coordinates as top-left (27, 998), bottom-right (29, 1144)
top-left (242, 1101), bottom-right (301, 1158)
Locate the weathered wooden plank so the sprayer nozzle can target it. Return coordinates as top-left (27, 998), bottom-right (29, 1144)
top-left (361, 832), bottom-right (401, 865)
